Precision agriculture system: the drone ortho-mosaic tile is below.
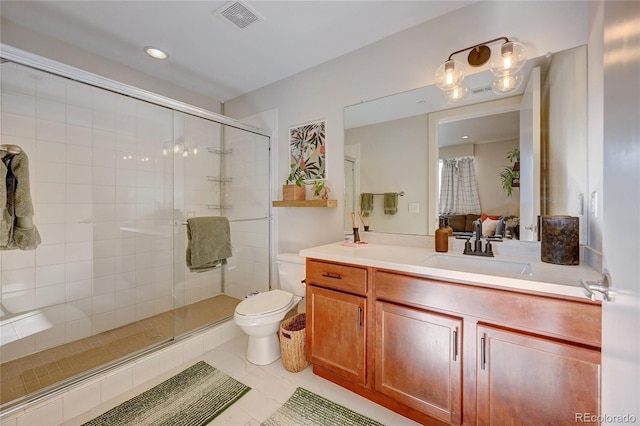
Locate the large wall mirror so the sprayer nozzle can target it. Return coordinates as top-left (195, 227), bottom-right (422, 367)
top-left (344, 45), bottom-right (587, 243)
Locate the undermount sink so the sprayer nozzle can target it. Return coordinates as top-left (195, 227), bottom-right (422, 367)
top-left (423, 254), bottom-right (533, 276)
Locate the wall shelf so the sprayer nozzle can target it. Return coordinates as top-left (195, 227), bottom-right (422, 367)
top-left (272, 200), bottom-right (338, 208)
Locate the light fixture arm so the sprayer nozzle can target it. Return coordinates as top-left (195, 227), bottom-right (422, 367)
top-left (446, 37), bottom-right (510, 61)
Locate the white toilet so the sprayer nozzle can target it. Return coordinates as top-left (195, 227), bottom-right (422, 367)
top-left (233, 252), bottom-right (306, 365)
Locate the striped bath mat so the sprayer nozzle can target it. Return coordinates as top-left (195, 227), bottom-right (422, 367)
top-left (262, 387), bottom-right (384, 426)
top-left (83, 361), bottom-right (250, 425)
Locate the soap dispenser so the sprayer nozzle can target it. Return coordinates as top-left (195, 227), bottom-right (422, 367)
top-left (435, 217), bottom-right (449, 253)
top-left (444, 217), bottom-right (453, 236)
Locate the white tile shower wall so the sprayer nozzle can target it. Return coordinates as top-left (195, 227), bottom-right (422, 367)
top-left (176, 115), bottom-right (270, 305)
top-left (179, 114), bottom-right (225, 306)
top-left (0, 63), bottom-right (174, 362)
top-left (222, 129), bottom-right (270, 300)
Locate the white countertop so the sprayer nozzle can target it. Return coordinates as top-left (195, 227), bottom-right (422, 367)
top-left (300, 241), bottom-right (602, 301)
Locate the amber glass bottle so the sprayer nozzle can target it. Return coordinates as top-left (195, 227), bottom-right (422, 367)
top-left (435, 217), bottom-right (449, 253)
top-left (444, 217), bottom-right (453, 236)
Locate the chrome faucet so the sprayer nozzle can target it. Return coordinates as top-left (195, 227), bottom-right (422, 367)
top-left (462, 218), bottom-right (495, 257)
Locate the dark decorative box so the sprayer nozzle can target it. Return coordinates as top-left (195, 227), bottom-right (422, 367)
top-left (540, 216), bottom-right (579, 265)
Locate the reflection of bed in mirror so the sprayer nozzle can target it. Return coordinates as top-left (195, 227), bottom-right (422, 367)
top-left (343, 45), bottom-right (587, 243)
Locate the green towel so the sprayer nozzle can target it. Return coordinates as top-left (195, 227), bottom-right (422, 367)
top-left (384, 192), bottom-right (398, 215)
top-left (186, 217), bottom-right (232, 272)
top-left (1, 151), bottom-right (41, 251)
top-left (360, 193), bottom-right (373, 217)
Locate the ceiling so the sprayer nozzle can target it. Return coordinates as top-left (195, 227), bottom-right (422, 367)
top-left (439, 110), bottom-right (520, 147)
top-left (0, 0), bottom-right (474, 102)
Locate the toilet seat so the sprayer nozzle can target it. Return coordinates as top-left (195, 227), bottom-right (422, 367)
top-left (235, 289), bottom-right (293, 317)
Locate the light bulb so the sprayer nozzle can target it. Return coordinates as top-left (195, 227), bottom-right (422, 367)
top-left (446, 83), bottom-right (469, 103)
top-left (491, 41), bottom-right (526, 76)
top-left (435, 59), bottom-right (465, 91)
top-left (144, 46), bottom-right (168, 60)
top-left (491, 70), bottom-right (523, 94)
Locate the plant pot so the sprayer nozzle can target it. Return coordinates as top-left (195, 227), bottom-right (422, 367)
top-left (283, 184), bottom-right (306, 201)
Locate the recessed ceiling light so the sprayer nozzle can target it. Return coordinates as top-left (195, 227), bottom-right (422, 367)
top-left (144, 46), bottom-right (168, 60)
top-left (462, 135), bottom-right (469, 139)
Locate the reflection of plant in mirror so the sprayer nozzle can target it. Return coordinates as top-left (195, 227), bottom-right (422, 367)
top-left (505, 216), bottom-right (519, 228)
top-left (500, 148), bottom-right (520, 197)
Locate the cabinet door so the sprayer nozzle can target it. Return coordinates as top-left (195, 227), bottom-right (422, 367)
top-left (375, 301), bottom-right (462, 424)
top-left (308, 285), bottom-right (366, 384)
top-left (477, 325), bottom-right (600, 425)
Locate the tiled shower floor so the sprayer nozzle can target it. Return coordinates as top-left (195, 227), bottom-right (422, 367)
top-left (0, 295), bottom-right (240, 406)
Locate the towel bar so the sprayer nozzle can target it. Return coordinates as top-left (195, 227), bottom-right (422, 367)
top-left (177, 217), bottom-right (270, 225)
top-left (371, 191), bottom-right (404, 196)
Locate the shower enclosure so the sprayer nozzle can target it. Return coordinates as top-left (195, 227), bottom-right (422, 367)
top-left (0, 48), bottom-right (271, 410)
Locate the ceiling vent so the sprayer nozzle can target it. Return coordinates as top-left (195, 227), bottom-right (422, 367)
top-left (471, 86), bottom-right (492, 95)
top-left (218, 2), bottom-right (262, 29)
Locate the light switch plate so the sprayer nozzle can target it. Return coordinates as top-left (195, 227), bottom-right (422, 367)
top-left (408, 202), bottom-right (420, 213)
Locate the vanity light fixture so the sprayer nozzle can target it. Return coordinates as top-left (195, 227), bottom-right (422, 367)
top-left (144, 46), bottom-right (168, 60)
top-left (435, 36), bottom-right (526, 100)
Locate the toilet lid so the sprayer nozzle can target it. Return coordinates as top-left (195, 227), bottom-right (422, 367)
top-left (235, 289), bottom-right (293, 316)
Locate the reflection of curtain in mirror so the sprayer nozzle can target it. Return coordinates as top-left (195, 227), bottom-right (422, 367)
top-left (439, 157), bottom-right (481, 215)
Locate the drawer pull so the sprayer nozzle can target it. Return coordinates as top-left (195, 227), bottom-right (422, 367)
top-left (321, 273), bottom-right (342, 280)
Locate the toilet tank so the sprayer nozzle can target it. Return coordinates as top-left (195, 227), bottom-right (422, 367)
top-left (276, 253), bottom-right (306, 297)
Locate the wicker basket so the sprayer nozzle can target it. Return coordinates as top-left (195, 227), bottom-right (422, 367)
top-left (279, 313), bottom-right (309, 372)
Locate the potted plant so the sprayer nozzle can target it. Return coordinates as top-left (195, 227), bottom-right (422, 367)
top-left (500, 148), bottom-right (520, 197)
top-left (283, 164), bottom-right (306, 201)
top-left (311, 181), bottom-right (331, 200)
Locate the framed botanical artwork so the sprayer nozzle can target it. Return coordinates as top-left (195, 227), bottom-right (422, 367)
top-left (288, 119), bottom-right (326, 183)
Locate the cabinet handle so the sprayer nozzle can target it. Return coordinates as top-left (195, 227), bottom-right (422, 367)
top-left (480, 336), bottom-right (487, 370)
top-left (321, 273), bottom-right (342, 280)
top-left (357, 306), bottom-right (363, 331)
top-left (452, 328), bottom-right (458, 362)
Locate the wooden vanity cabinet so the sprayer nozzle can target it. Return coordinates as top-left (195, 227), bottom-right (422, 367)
top-left (476, 325), bottom-right (600, 425)
top-left (375, 301), bottom-right (462, 424)
top-left (305, 259), bottom-right (602, 426)
top-left (306, 259), bottom-right (369, 385)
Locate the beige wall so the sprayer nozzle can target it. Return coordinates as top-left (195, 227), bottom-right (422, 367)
top-left (440, 144), bottom-right (473, 159)
top-left (345, 115), bottom-right (429, 234)
top-left (543, 45), bottom-right (589, 242)
top-left (473, 140), bottom-right (520, 216)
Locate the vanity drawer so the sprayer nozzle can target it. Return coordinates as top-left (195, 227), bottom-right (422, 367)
top-left (307, 259), bottom-right (367, 295)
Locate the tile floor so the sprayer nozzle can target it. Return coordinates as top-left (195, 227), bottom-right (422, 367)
top-left (64, 334), bottom-right (421, 426)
